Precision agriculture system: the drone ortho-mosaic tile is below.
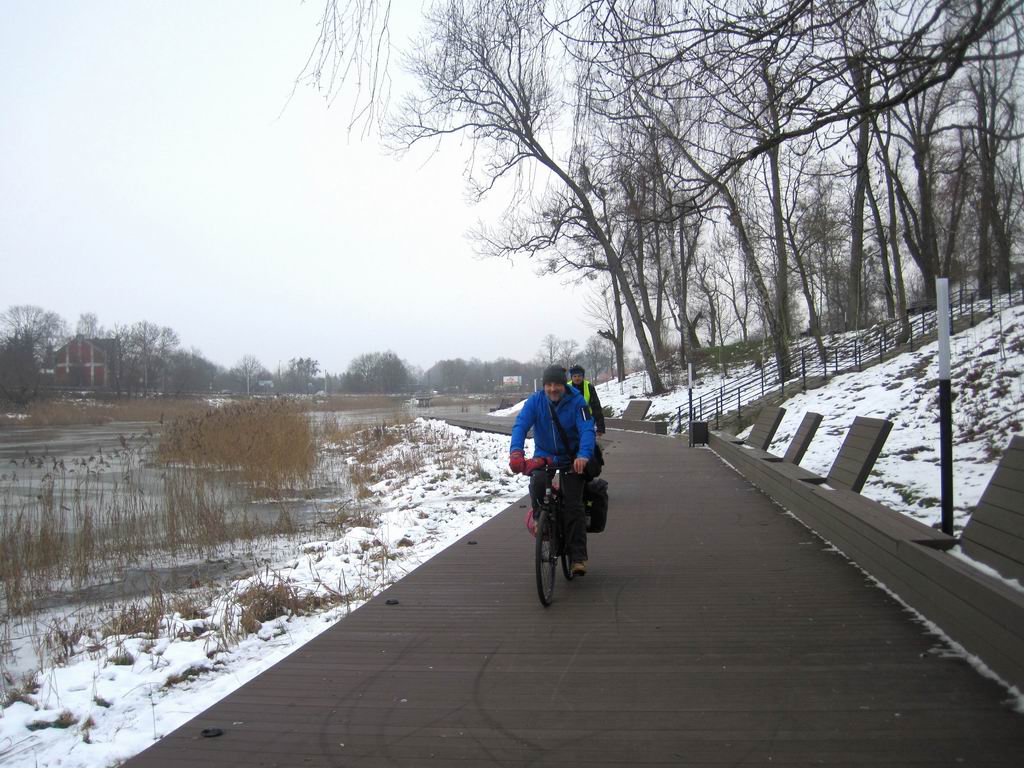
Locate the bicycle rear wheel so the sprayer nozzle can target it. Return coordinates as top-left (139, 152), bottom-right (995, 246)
top-left (535, 508), bottom-right (557, 606)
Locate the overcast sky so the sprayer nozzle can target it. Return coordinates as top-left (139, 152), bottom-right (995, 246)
top-left (0, 2), bottom-right (595, 373)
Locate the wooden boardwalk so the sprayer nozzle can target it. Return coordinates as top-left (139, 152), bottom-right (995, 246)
top-left (127, 430), bottom-right (1024, 767)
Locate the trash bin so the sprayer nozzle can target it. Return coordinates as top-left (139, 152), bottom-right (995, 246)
top-left (688, 420), bottom-right (709, 447)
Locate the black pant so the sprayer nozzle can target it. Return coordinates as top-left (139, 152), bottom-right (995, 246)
top-left (530, 469), bottom-right (587, 562)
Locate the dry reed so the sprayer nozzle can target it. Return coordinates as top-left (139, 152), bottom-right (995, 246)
top-left (158, 399), bottom-right (319, 494)
top-left (3, 398), bottom-right (211, 428)
top-left (0, 444), bottom-right (297, 615)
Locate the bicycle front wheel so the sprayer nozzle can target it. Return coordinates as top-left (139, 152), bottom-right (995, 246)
top-left (560, 513), bottom-right (574, 582)
top-left (535, 508), bottom-right (557, 606)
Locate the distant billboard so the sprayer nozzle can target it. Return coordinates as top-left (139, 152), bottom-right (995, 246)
top-left (502, 375), bottom-right (522, 387)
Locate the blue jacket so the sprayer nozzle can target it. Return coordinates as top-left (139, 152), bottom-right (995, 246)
top-left (511, 387), bottom-right (596, 463)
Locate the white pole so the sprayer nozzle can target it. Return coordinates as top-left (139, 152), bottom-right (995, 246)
top-left (936, 277), bottom-right (953, 535)
top-left (937, 279), bottom-right (951, 380)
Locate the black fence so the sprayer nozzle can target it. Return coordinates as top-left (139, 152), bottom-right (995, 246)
top-left (671, 276), bottom-right (1024, 434)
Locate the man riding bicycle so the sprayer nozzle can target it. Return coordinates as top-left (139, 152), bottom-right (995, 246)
top-left (509, 364), bottom-right (596, 576)
top-left (568, 364), bottom-right (605, 436)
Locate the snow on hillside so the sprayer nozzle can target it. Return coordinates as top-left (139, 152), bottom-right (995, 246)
top-left (498, 306), bottom-right (1022, 534)
top-left (751, 306), bottom-right (1024, 532)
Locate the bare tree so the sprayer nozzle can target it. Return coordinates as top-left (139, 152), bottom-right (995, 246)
top-left (967, 16), bottom-right (1024, 293)
top-left (296, 0), bottom-right (393, 132)
top-left (584, 277), bottom-right (626, 381)
top-left (1, 305), bottom-right (68, 363)
top-left (391, 0), bottom-right (667, 392)
top-left (537, 334), bottom-right (561, 366)
top-left (580, 334), bottom-right (614, 381)
top-left (75, 312), bottom-right (104, 338)
top-left (236, 354), bottom-right (263, 396)
top-left (0, 305), bottom-right (67, 404)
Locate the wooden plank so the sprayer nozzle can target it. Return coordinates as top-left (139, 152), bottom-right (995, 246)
top-left (783, 412), bottom-right (822, 465)
top-left (962, 520), bottom-right (1024, 580)
top-left (712, 429), bottom-right (1024, 694)
top-left (605, 417), bottom-right (668, 435)
top-left (827, 417), bottom-right (891, 493)
top-left (838, 433), bottom-right (886, 452)
top-left (986, 464), bottom-right (1024, 495)
top-left (961, 437), bottom-right (1024, 576)
top-left (995, 435), bottom-right (1024, 470)
top-left (746, 406), bottom-right (785, 451)
top-left (621, 400), bottom-right (652, 420)
top-left (962, 538), bottom-right (1024, 584)
top-left (972, 497), bottom-right (1024, 539)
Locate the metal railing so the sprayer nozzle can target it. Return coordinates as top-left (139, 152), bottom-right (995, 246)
top-left (670, 276), bottom-right (1024, 434)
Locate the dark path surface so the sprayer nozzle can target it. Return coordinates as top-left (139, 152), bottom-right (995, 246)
top-left (127, 430), bottom-right (1024, 767)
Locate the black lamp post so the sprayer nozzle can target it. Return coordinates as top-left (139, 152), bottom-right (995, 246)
top-left (936, 278), bottom-right (954, 535)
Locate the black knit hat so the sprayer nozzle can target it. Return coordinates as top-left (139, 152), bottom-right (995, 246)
top-left (542, 365), bottom-right (567, 386)
top-left (568, 365), bottom-right (584, 375)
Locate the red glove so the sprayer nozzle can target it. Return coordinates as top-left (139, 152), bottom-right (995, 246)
top-left (509, 450), bottom-right (525, 474)
top-left (522, 456), bottom-right (550, 475)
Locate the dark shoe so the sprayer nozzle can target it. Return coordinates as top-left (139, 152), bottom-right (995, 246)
top-left (571, 561), bottom-right (587, 576)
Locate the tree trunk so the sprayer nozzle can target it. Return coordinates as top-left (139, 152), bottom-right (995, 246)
top-left (866, 180), bottom-right (896, 319)
top-left (847, 57), bottom-right (872, 330)
top-left (767, 143), bottom-right (792, 342)
top-left (874, 125), bottom-right (912, 342)
top-left (765, 71), bottom-right (792, 342)
top-left (529, 144), bottom-right (666, 393)
top-left (724, 189), bottom-right (791, 379)
top-left (666, 135), bottom-right (791, 379)
top-left (785, 214), bottom-right (827, 366)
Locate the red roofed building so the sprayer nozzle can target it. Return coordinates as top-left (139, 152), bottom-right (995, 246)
top-left (53, 337), bottom-right (118, 389)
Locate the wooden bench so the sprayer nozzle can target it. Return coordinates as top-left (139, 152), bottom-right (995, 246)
top-left (960, 435), bottom-right (1024, 582)
top-left (783, 411), bottom-right (823, 464)
top-left (826, 416), bottom-right (893, 492)
top-left (767, 415), bottom-right (891, 492)
top-left (759, 411), bottom-right (822, 465)
top-left (621, 400), bottom-right (652, 421)
top-left (732, 406), bottom-right (786, 451)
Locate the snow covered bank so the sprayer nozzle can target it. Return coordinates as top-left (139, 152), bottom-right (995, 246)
top-left (756, 306), bottom-right (1023, 532)
top-left (0, 420), bottom-right (526, 768)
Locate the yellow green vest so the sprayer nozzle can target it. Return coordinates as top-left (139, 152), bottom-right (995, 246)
top-left (571, 379), bottom-right (592, 405)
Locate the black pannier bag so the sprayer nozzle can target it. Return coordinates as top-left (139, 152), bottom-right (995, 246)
top-left (584, 478), bottom-right (609, 533)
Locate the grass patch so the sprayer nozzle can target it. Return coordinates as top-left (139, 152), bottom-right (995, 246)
top-left (27, 709), bottom-right (78, 730)
top-left (235, 569), bottom-right (342, 635)
top-left (2, 673), bottom-right (40, 709)
top-left (163, 665), bottom-right (208, 689)
top-left (108, 648), bottom-right (135, 666)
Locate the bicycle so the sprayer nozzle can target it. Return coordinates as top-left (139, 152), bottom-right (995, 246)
top-left (533, 464), bottom-right (577, 607)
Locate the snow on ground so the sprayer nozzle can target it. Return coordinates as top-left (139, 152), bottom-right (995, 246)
top-left (0, 420), bottom-right (529, 768)
top-left (498, 307), bottom-right (1022, 535)
top-left (748, 306), bottom-right (1024, 533)
top-left (5, 311), bottom-right (1020, 765)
